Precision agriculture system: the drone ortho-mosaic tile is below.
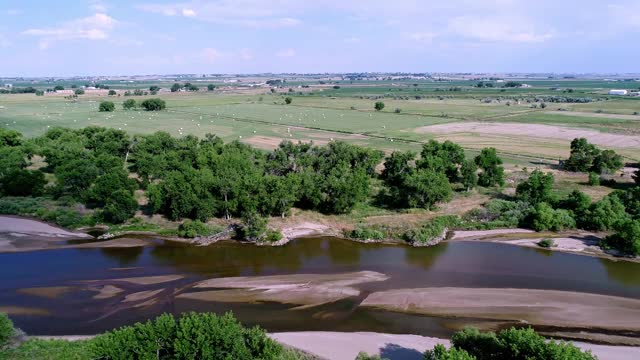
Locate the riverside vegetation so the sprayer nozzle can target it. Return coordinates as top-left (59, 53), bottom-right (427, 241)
top-left (0, 311), bottom-right (596, 360)
top-left (0, 124), bottom-right (639, 254)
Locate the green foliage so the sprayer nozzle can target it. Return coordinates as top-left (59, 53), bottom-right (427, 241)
top-left (515, 170), bottom-right (554, 205)
top-left (74, 88), bottom-right (85, 95)
top-left (0, 128), bottom-right (23, 147)
top-left (475, 148), bottom-right (504, 187)
top-left (207, 84), bottom-right (216, 91)
top-left (424, 344), bottom-right (475, 360)
top-left (417, 140), bottom-right (465, 182)
top-left (99, 101), bottom-right (115, 112)
top-left (0, 313), bottom-right (15, 350)
top-left (374, 101), bottom-right (385, 111)
top-left (588, 172), bottom-right (600, 186)
top-left (565, 138), bottom-right (623, 174)
top-left (451, 327), bottom-right (596, 360)
top-left (140, 98), bottom-right (166, 111)
top-left (460, 160), bottom-right (478, 191)
top-left (603, 218), bottom-right (640, 256)
top-left (403, 216), bottom-right (459, 245)
top-left (285, 97), bottom-right (293, 104)
top-left (354, 352), bottom-right (385, 360)
top-left (122, 98), bottom-right (137, 110)
top-left (525, 202), bottom-right (576, 232)
top-left (108, 89), bottom-right (117, 96)
top-left (586, 195), bottom-right (629, 231)
top-left (177, 219), bottom-right (218, 238)
top-left (90, 312), bottom-right (282, 360)
top-left (558, 190), bottom-right (592, 228)
top-left (239, 211), bottom-right (269, 241)
top-left (101, 189), bottom-right (138, 224)
top-left (403, 169), bottom-right (452, 209)
top-left (1, 169), bottom-right (46, 196)
top-left (537, 238), bottom-right (554, 248)
top-left (346, 226), bottom-right (385, 241)
top-left (1, 338), bottom-right (92, 360)
top-left (263, 229), bottom-right (283, 243)
top-left (464, 200), bottom-right (530, 229)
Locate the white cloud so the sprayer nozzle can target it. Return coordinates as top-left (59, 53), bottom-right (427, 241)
top-left (137, 1), bottom-right (302, 28)
top-left (23, 13), bottom-right (117, 49)
top-left (448, 16), bottom-right (552, 43)
top-left (276, 48), bottom-right (296, 57)
top-left (182, 8), bottom-right (196, 17)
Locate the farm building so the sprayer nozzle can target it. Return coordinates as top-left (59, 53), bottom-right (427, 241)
top-left (609, 89), bottom-right (628, 96)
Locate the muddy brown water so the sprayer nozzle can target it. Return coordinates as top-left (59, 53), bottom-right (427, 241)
top-left (1, 236), bottom-right (640, 337)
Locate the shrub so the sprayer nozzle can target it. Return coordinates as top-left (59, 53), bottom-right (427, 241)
top-left (177, 219), bottom-right (213, 238)
top-left (238, 211), bottom-right (268, 241)
top-left (108, 90), bottom-right (117, 96)
top-left (263, 229), bottom-right (283, 243)
top-left (525, 203), bottom-right (576, 232)
top-left (354, 352), bottom-right (384, 360)
top-left (424, 344), bottom-right (475, 360)
top-left (284, 97), bottom-right (292, 104)
top-left (537, 238), bottom-right (554, 248)
top-left (99, 101), bottom-right (115, 112)
top-left (374, 101), bottom-right (385, 111)
top-left (0, 169), bottom-right (46, 196)
top-left (101, 190), bottom-right (138, 224)
top-left (346, 227), bottom-right (385, 241)
top-left (90, 312), bottom-right (282, 360)
top-left (140, 98), bottom-right (166, 111)
top-left (403, 216), bottom-right (459, 245)
top-left (0, 313), bottom-right (15, 350)
top-left (587, 172), bottom-right (600, 186)
top-left (394, 108), bottom-right (402, 113)
top-left (122, 99), bottom-right (137, 110)
top-left (451, 327), bottom-right (596, 360)
top-left (603, 219), bottom-right (640, 256)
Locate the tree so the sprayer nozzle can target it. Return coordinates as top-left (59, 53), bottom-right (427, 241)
top-left (525, 202), bottom-right (576, 231)
top-left (475, 148), bottom-right (505, 187)
top-left (586, 196), bottom-right (629, 231)
top-left (140, 98), bottom-right (166, 111)
top-left (99, 101), bottom-right (115, 112)
top-left (633, 169), bottom-right (640, 185)
top-left (108, 89), bottom-right (116, 96)
top-left (374, 101), bottom-right (385, 111)
top-left (284, 97), bottom-right (292, 104)
top-left (460, 160), bottom-right (478, 191)
top-left (53, 85), bottom-right (64, 91)
top-left (381, 151), bottom-right (416, 187)
top-left (207, 84), bottom-right (215, 91)
top-left (238, 211), bottom-right (268, 241)
top-left (417, 140), bottom-right (465, 182)
top-left (403, 169), bottom-right (453, 209)
top-left (0, 313), bottom-right (15, 350)
top-left (424, 344), bottom-right (475, 360)
top-left (74, 88), bottom-right (85, 95)
top-left (0, 128), bottom-right (23, 147)
top-left (102, 189), bottom-right (138, 224)
top-left (515, 170), bottom-right (554, 205)
top-left (604, 219), bottom-right (640, 256)
top-left (1, 169), bottom-right (46, 197)
top-left (564, 138), bottom-right (599, 172)
top-left (122, 99), bottom-right (137, 110)
top-left (171, 83), bottom-right (182, 92)
top-left (149, 85), bottom-right (160, 92)
top-left (54, 158), bottom-right (99, 198)
top-left (591, 149), bottom-right (623, 174)
top-left (558, 190), bottom-right (592, 227)
top-left (322, 163), bottom-right (370, 214)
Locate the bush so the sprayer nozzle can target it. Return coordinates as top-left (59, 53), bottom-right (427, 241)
top-left (122, 99), bottom-right (136, 110)
top-left (285, 97), bottom-right (292, 104)
top-left (346, 227), bottom-right (385, 241)
top-left (587, 172), bottom-right (600, 186)
top-left (525, 203), bottom-right (576, 232)
top-left (537, 238), bottom-right (554, 248)
top-left (108, 90), bottom-right (116, 96)
top-left (451, 327), bottom-right (596, 360)
top-left (403, 216), bottom-right (459, 245)
top-left (603, 219), bottom-right (640, 256)
top-left (374, 101), bottom-right (385, 111)
top-left (463, 200), bottom-right (530, 229)
top-left (101, 189), bottom-right (138, 224)
top-left (394, 108), bottom-right (402, 113)
top-left (99, 101), bottom-right (115, 112)
top-left (140, 98), bottom-right (166, 111)
top-left (90, 312), bottom-right (282, 360)
top-left (1, 169), bottom-right (46, 196)
top-left (263, 229), bottom-right (283, 243)
top-left (238, 212), bottom-right (268, 241)
top-left (424, 344), bottom-right (475, 360)
top-left (354, 352), bottom-right (384, 360)
top-left (177, 219), bottom-right (215, 238)
top-left (0, 313), bottom-right (15, 350)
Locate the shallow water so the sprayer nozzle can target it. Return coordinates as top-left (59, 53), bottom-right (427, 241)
top-left (1, 237), bottom-right (640, 335)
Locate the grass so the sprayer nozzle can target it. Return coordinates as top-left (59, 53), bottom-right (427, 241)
top-left (0, 339), bottom-right (92, 360)
top-left (2, 81), bottom-right (639, 164)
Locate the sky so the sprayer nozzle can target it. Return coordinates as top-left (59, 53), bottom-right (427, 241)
top-left (0, 0), bottom-right (639, 77)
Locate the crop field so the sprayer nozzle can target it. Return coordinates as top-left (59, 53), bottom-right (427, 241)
top-left (1, 79), bottom-right (640, 164)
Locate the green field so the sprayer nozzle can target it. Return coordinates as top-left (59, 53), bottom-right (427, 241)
top-left (2, 78), bottom-right (640, 164)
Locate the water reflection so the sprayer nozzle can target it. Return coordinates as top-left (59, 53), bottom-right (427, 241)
top-left (600, 257), bottom-right (640, 286)
top-left (405, 243), bottom-right (449, 270)
top-left (100, 247), bottom-right (144, 267)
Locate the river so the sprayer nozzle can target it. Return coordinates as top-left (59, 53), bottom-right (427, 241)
top-left (1, 236), bottom-right (640, 337)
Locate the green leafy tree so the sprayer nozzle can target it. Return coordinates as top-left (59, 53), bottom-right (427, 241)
top-left (74, 88), bottom-right (85, 95)
top-left (515, 170), bottom-right (555, 205)
top-left (525, 202), bottom-right (576, 231)
top-left (54, 158), bottom-right (99, 198)
top-left (558, 190), bottom-right (592, 228)
top-left (604, 219), bottom-right (640, 256)
top-left (149, 85), bottom-right (160, 92)
top-left (53, 85), bottom-right (64, 91)
top-left (207, 84), bottom-right (215, 91)
top-left (588, 172), bottom-right (600, 186)
top-left (374, 101), bottom-right (385, 111)
top-left (381, 151), bottom-right (416, 187)
top-left (475, 148), bottom-right (505, 187)
top-left (403, 169), bottom-right (453, 209)
top-left (460, 160), bottom-right (478, 191)
top-left (591, 149), bottom-right (623, 174)
top-left (0, 313), bottom-right (15, 350)
top-left (98, 101), bottom-right (115, 112)
top-left (424, 344), bottom-right (475, 360)
top-left (122, 99), bottom-right (137, 110)
top-left (284, 97), bottom-right (292, 104)
top-left (140, 98), bottom-right (166, 111)
top-left (0, 128), bottom-right (23, 147)
top-left (239, 211), bottom-right (268, 241)
top-left (417, 140), bottom-right (465, 182)
top-left (108, 89), bottom-right (116, 96)
top-left (101, 189), bottom-right (138, 224)
top-left (171, 83), bottom-right (182, 92)
top-left (1, 169), bottom-right (46, 197)
top-left (586, 195), bottom-right (629, 231)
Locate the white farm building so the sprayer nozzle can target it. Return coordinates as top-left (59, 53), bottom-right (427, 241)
top-left (609, 89), bottom-right (628, 96)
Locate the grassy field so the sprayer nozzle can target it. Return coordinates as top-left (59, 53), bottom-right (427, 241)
top-left (2, 79), bottom-right (639, 164)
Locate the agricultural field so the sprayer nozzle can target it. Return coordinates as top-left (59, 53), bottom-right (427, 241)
top-left (1, 78), bottom-right (640, 165)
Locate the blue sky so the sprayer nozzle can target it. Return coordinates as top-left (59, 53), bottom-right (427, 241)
top-left (1, 0), bottom-right (639, 76)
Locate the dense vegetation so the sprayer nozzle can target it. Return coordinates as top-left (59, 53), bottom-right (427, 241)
top-left (0, 312), bottom-right (309, 360)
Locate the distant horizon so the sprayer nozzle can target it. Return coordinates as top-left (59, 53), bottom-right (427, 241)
top-left (1, 0), bottom-right (639, 77)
